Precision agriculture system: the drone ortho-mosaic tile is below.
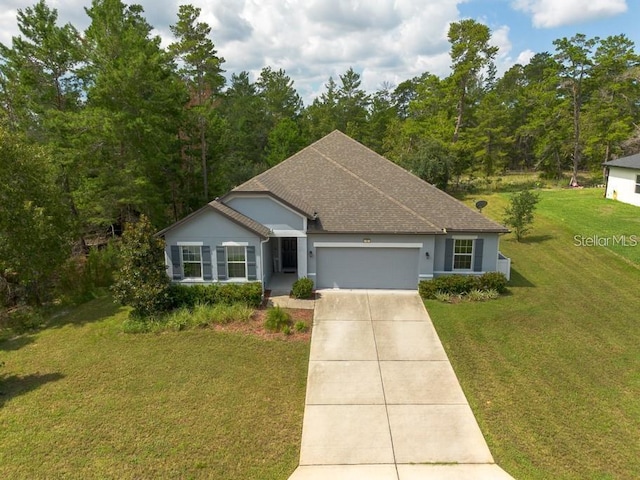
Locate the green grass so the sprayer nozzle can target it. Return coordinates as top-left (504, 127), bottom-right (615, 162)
top-left (0, 297), bottom-right (309, 479)
top-left (429, 188), bottom-right (640, 479)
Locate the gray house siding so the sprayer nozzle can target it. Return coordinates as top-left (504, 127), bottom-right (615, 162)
top-left (164, 208), bottom-right (263, 283)
top-left (225, 195), bottom-right (305, 232)
top-left (433, 233), bottom-right (500, 276)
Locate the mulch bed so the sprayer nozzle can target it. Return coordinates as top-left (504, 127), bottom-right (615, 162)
top-left (212, 306), bottom-right (313, 342)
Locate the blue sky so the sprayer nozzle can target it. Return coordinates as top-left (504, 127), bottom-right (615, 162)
top-left (0, 0), bottom-right (637, 104)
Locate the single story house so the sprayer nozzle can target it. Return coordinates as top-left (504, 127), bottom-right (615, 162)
top-left (157, 131), bottom-right (511, 291)
top-left (603, 153), bottom-right (640, 207)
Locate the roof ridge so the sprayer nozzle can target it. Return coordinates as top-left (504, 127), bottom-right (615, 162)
top-left (309, 144), bottom-right (443, 232)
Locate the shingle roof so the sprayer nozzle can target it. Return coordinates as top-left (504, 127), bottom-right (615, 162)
top-left (604, 153), bottom-right (640, 170)
top-left (231, 130), bottom-right (509, 234)
top-left (156, 199), bottom-right (271, 238)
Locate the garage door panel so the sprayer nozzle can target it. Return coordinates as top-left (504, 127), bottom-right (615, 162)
top-left (316, 247), bottom-right (419, 289)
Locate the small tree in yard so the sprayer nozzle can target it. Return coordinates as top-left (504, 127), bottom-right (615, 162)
top-left (112, 215), bottom-right (170, 317)
top-left (503, 190), bottom-right (540, 241)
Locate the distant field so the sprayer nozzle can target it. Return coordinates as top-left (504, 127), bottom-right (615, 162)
top-left (429, 188), bottom-right (640, 479)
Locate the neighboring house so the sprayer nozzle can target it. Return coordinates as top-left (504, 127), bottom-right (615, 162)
top-left (157, 131), bottom-right (511, 291)
top-left (603, 153), bottom-right (640, 207)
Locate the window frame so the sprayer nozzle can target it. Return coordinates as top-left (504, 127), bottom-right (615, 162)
top-left (635, 174), bottom-right (640, 194)
top-left (226, 245), bottom-right (247, 279)
top-left (452, 238), bottom-right (474, 271)
top-left (181, 245), bottom-right (203, 279)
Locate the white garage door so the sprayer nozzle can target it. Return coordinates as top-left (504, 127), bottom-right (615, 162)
top-left (316, 247), bottom-right (419, 289)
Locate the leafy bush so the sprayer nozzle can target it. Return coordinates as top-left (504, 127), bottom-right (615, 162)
top-left (111, 216), bottom-right (171, 318)
top-left (56, 243), bottom-right (120, 304)
top-left (294, 321), bottom-right (308, 333)
top-left (1, 306), bottom-right (44, 334)
top-left (466, 289), bottom-right (487, 302)
top-left (419, 272), bottom-right (508, 300)
top-left (264, 306), bottom-right (291, 333)
top-left (290, 277), bottom-right (314, 299)
top-left (435, 275), bottom-right (479, 294)
top-left (434, 291), bottom-right (452, 303)
top-left (503, 189), bottom-right (540, 241)
top-left (418, 280), bottom-right (439, 299)
top-left (122, 303), bottom-right (254, 333)
top-left (168, 282), bottom-right (262, 309)
top-left (476, 272), bottom-right (507, 293)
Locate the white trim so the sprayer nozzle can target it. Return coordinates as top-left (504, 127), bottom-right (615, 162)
top-left (419, 274), bottom-right (434, 279)
top-left (452, 238), bottom-right (474, 272)
top-left (452, 235), bottom-right (478, 240)
top-left (434, 271), bottom-right (485, 276)
top-left (226, 245), bottom-right (248, 280)
top-left (180, 245), bottom-right (204, 280)
top-left (177, 241), bottom-right (203, 246)
top-left (272, 229), bottom-right (306, 238)
top-left (222, 241), bottom-right (249, 246)
top-left (307, 272), bottom-right (316, 277)
top-left (313, 242), bottom-right (422, 248)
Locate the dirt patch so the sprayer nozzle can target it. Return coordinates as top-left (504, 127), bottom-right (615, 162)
top-left (212, 307), bottom-right (313, 342)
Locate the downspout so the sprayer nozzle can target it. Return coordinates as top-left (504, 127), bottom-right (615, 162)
top-left (603, 165), bottom-right (609, 198)
top-left (260, 236), bottom-right (270, 298)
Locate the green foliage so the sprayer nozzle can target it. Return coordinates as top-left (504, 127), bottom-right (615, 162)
top-left (503, 189), bottom-right (541, 241)
top-left (476, 271), bottom-right (508, 294)
top-left (419, 272), bottom-right (507, 300)
top-left (401, 140), bottom-right (453, 190)
top-left (111, 216), bottom-right (171, 317)
top-left (294, 321), bottom-right (308, 333)
top-left (290, 277), bottom-right (314, 299)
top-left (0, 306), bottom-right (45, 334)
top-left (0, 127), bottom-right (74, 305)
top-left (168, 282), bottom-right (263, 309)
top-left (122, 303), bottom-right (254, 333)
top-left (55, 243), bottom-right (120, 303)
top-left (264, 306), bottom-right (292, 333)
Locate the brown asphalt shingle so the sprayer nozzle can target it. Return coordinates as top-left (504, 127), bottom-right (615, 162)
top-left (231, 131), bottom-right (508, 234)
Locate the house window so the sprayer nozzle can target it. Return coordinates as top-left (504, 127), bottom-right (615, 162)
top-left (453, 239), bottom-right (473, 270)
top-left (181, 246), bottom-right (203, 278)
top-left (636, 174), bottom-right (640, 194)
top-left (226, 246), bottom-right (247, 279)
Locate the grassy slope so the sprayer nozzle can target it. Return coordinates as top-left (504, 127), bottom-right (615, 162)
top-left (428, 189), bottom-right (640, 479)
top-left (0, 299), bottom-right (309, 479)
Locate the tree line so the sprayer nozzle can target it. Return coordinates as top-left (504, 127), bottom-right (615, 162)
top-left (1, 0), bottom-right (639, 305)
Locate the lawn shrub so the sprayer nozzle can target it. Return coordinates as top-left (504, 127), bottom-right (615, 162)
top-left (419, 272), bottom-right (508, 300)
top-left (168, 282), bottom-right (262, 309)
top-left (294, 321), bottom-right (308, 333)
top-left (434, 291), bottom-right (453, 303)
top-left (1, 306), bottom-right (44, 333)
top-left (290, 277), bottom-right (314, 299)
top-left (122, 303), bottom-right (255, 333)
top-left (264, 306), bottom-right (291, 333)
top-left (467, 289), bottom-right (487, 302)
top-left (476, 272), bottom-right (508, 293)
top-left (57, 243), bottom-right (120, 304)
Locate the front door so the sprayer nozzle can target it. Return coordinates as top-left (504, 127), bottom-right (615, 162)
top-left (282, 238), bottom-right (297, 272)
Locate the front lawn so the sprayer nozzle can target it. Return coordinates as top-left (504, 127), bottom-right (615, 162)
top-left (0, 298), bottom-right (309, 479)
top-left (429, 188), bottom-right (640, 479)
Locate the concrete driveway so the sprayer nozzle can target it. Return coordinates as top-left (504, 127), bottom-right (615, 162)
top-left (288, 290), bottom-right (514, 480)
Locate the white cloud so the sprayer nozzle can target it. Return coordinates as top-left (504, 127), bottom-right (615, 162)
top-left (512, 0), bottom-right (627, 28)
top-left (515, 49), bottom-right (535, 65)
top-left (1, 0), bottom-right (509, 104)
